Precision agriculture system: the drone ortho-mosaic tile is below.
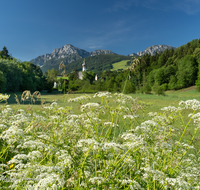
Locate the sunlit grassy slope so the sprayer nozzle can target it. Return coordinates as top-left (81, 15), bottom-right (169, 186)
top-left (111, 60), bottom-right (130, 71)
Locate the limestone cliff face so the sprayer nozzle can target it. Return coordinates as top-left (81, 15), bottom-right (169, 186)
top-left (129, 45), bottom-right (176, 57)
top-left (30, 44), bottom-right (115, 67)
top-left (90, 49), bottom-right (115, 56)
top-left (51, 44), bottom-right (90, 59)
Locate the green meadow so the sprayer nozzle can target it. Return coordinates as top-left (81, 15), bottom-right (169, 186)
top-left (1, 87), bottom-right (200, 189)
top-left (111, 60), bottom-right (130, 71)
top-left (3, 86), bottom-right (200, 150)
top-left (5, 86), bottom-right (200, 115)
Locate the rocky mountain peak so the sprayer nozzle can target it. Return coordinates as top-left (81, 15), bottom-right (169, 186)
top-left (51, 44), bottom-right (90, 59)
top-left (31, 44), bottom-right (176, 68)
top-left (129, 45), bottom-right (176, 57)
top-left (52, 44), bottom-right (75, 54)
top-left (90, 49), bottom-right (115, 56)
top-left (30, 44), bottom-right (115, 67)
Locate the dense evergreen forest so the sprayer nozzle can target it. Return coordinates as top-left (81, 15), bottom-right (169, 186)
top-left (132, 38), bottom-right (200, 92)
top-left (1, 38), bottom-right (200, 94)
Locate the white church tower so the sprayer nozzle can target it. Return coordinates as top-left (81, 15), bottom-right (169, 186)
top-left (82, 59), bottom-right (86, 71)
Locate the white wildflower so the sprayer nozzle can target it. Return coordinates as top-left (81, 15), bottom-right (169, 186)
top-left (68, 95), bottom-right (91, 102)
top-left (93, 91), bottom-right (112, 98)
top-left (160, 106), bottom-right (180, 112)
top-left (179, 99), bottom-right (200, 110)
top-left (103, 142), bottom-right (122, 150)
top-left (0, 125), bottom-right (24, 144)
top-left (80, 102), bottom-right (102, 112)
top-left (76, 139), bottom-right (99, 150)
top-left (104, 122), bottom-right (119, 127)
top-left (28, 151), bottom-right (43, 161)
top-left (123, 114), bottom-right (140, 119)
top-left (89, 177), bottom-right (105, 185)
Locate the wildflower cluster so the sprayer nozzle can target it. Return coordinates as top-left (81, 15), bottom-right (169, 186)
top-left (179, 99), bottom-right (200, 110)
top-left (0, 93), bottom-right (200, 189)
top-left (67, 94), bottom-right (91, 103)
top-left (160, 105), bottom-right (182, 112)
top-left (80, 102), bottom-right (105, 113)
top-left (114, 93), bottom-right (136, 104)
top-left (0, 94), bottom-right (9, 102)
top-left (123, 114), bottom-right (140, 119)
top-left (43, 101), bottom-right (58, 110)
top-left (93, 91), bottom-right (112, 98)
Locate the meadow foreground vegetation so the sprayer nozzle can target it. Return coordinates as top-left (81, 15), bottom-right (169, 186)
top-left (0, 92), bottom-right (200, 189)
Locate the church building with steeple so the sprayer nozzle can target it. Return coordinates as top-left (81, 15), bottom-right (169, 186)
top-left (78, 59), bottom-right (87, 80)
top-left (82, 59), bottom-right (86, 71)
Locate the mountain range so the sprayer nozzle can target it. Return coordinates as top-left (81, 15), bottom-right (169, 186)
top-left (30, 44), bottom-right (115, 67)
top-left (128, 45), bottom-right (176, 56)
top-left (30, 44), bottom-right (176, 73)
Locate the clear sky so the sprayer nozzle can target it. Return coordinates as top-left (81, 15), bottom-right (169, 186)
top-left (1, 0), bottom-right (200, 61)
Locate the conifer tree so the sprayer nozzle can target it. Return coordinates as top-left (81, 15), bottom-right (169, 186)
top-left (1, 46), bottom-right (9, 58)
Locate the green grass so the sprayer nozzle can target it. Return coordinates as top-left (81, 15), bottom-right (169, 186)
top-left (2, 87), bottom-right (200, 152)
top-left (4, 86), bottom-right (199, 115)
top-left (2, 86), bottom-right (200, 120)
top-left (57, 76), bottom-right (69, 80)
top-left (129, 87), bottom-right (200, 148)
top-left (2, 86), bottom-right (200, 150)
top-left (1, 88), bottom-right (200, 189)
top-left (111, 60), bottom-right (130, 71)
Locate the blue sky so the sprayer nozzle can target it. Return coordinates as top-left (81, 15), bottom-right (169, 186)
top-left (1, 0), bottom-right (200, 61)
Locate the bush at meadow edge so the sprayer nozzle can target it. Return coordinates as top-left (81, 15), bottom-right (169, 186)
top-left (0, 92), bottom-right (200, 189)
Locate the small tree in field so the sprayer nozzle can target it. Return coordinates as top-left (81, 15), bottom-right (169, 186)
top-left (143, 82), bottom-right (151, 94)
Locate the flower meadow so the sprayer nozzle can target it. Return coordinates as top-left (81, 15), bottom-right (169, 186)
top-left (0, 92), bottom-right (200, 189)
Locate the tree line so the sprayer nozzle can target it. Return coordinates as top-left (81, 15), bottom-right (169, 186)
top-left (53, 38), bottom-right (200, 94)
top-left (0, 47), bottom-right (44, 92)
top-left (131, 38), bottom-right (200, 92)
top-left (1, 38), bottom-right (200, 94)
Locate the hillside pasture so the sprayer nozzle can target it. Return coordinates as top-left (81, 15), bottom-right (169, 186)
top-left (111, 60), bottom-right (130, 71)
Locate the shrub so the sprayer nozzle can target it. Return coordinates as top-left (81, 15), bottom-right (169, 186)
top-left (161, 83), bottom-right (168, 91)
top-left (143, 83), bottom-right (151, 94)
top-left (153, 82), bottom-right (165, 95)
top-left (156, 85), bottom-right (165, 95)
